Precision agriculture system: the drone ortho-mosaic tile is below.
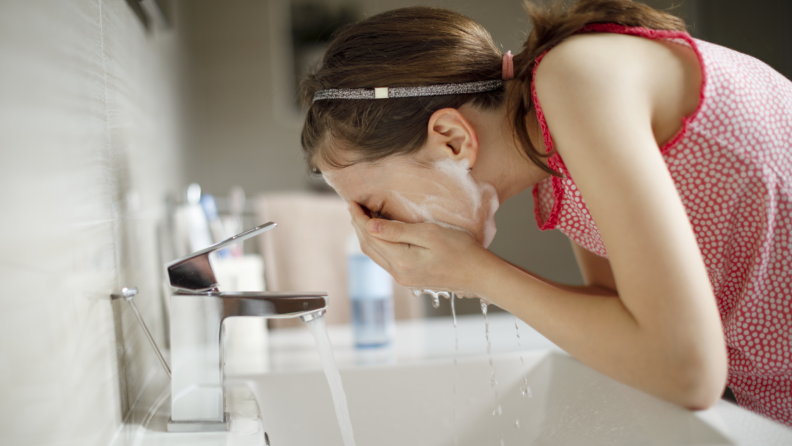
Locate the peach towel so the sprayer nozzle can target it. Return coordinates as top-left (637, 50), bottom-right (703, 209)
top-left (257, 192), bottom-right (422, 328)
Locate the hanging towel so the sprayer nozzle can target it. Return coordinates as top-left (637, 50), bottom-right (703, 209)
top-left (257, 192), bottom-right (422, 328)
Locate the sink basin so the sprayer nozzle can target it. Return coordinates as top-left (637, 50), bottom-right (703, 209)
top-left (244, 350), bottom-right (733, 446)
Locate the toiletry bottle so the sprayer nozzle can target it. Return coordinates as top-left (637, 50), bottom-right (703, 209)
top-left (347, 232), bottom-right (394, 347)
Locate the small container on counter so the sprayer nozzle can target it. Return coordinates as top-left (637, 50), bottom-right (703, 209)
top-left (347, 232), bottom-right (394, 347)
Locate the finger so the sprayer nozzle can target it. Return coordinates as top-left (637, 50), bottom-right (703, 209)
top-left (348, 202), bottom-right (383, 250)
top-left (367, 218), bottom-right (429, 248)
top-left (352, 224), bottom-right (393, 271)
top-left (348, 202), bottom-right (371, 232)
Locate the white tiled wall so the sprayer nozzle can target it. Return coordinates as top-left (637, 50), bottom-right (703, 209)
top-left (0, 1), bottom-right (186, 445)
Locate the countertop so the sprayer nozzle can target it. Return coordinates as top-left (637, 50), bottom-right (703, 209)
top-left (119, 312), bottom-right (792, 446)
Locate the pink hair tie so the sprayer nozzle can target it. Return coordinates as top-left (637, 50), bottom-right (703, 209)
top-left (502, 50), bottom-right (514, 80)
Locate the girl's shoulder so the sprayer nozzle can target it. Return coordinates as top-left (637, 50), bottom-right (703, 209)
top-left (535, 29), bottom-right (695, 94)
top-left (534, 28), bottom-right (702, 149)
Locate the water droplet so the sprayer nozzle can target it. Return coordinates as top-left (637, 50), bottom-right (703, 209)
top-left (411, 288), bottom-right (422, 297)
top-left (515, 420), bottom-right (521, 429)
top-left (490, 372), bottom-right (498, 387)
top-left (451, 299), bottom-right (459, 446)
top-left (432, 294), bottom-right (440, 308)
top-left (499, 434), bottom-right (505, 446)
top-left (521, 386), bottom-right (532, 398)
top-left (492, 404), bottom-right (502, 416)
top-left (514, 316), bottom-right (521, 343)
top-left (451, 293), bottom-right (458, 329)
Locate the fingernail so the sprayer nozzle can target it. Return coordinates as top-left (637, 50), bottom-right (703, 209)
top-left (367, 220), bottom-right (381, 233)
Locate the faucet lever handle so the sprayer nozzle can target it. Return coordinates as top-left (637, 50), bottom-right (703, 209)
top-left (166, 222), bottom-right (277, 292)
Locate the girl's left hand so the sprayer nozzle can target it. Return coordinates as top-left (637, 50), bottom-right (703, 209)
top-left (348, 202), bottom-right (491, 293)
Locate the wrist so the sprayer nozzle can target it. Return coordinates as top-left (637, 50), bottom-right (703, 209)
top-left (460, 247), bottom-right (504, 298)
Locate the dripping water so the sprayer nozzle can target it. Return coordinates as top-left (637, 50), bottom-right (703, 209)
top-left (451, 293), bottom-right (459, 446)
top-left (451, 293), bottom-right (458, 328)
top-left (412, 288), bottom-right (450, 309)
top-left (481, 299), bottom-right (501, 420)
top-left (514, 316), bottom-right (531, 399)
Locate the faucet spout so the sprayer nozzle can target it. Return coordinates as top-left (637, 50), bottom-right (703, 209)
top-left (168, 290), bottom-right (328, 432)
top-left (300, 308), bottom-right (327, 323)
top-left (164, 222), bottom-right (332, 432)
top-left (216, 291), bottom-right (328, 320)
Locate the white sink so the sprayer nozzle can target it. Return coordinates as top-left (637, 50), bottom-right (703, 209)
top-left (246, 350), bottom-right (733, 446)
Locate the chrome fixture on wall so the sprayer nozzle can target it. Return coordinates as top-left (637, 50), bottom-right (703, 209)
top-left (111, 286), bottom-right (172, 379)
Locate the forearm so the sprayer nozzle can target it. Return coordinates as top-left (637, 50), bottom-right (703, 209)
top-left (501, 259), bottom-right (617, 296)
top-left (472, 250), bottom-right (725, 409)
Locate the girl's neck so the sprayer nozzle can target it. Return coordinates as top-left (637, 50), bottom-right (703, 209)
top-left (459, 103), bottom-right (551, 203)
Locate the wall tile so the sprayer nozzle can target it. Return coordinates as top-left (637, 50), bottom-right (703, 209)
top-left (0, 0), bottom-right (187, 444)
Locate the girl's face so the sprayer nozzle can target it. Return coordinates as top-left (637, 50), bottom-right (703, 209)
top-left (322, 156), bottom-right (500, 248)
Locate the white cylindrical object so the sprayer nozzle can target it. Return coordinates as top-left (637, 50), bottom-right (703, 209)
top-left (347, 233), bottom-right (394, 347)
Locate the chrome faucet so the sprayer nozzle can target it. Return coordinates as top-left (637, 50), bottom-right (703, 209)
top-left (165, 222), bottom-right (328, 432)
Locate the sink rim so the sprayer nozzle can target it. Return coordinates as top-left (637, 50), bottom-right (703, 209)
top-left (242, 349), bottom-right (739, 446)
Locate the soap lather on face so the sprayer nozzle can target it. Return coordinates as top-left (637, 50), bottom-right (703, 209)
top-left (322, 158), bottom-right (499, 248)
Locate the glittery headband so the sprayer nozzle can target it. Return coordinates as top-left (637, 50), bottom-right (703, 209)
top-left (312, 79), bottom-right (504, 103)
top-left (312, 51), bottom-right (514, 102)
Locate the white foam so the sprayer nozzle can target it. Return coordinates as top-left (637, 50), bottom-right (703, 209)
top-left (389, 158), bottom-right (499, 248)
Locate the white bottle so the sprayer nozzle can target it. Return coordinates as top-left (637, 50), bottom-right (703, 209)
top-left (347, 232), bottom-right (394, 347)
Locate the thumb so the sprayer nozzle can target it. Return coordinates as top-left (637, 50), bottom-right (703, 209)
top-left (367, 218), bottom-right (410, 243)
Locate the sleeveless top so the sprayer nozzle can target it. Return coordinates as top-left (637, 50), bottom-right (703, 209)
top-left (532, 24), bottom-right (792, 426)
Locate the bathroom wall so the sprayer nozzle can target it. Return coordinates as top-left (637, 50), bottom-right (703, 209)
top-left (694, 0), bottom-right (791, 79)
top-left (0, 1), bottom-right (186, 445)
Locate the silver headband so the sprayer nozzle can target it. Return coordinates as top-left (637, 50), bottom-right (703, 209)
top-left (312, 79), bottom-right (504, 103)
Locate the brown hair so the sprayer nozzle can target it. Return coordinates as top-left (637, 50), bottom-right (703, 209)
top-left (300, 0), bottom-right (686, 175)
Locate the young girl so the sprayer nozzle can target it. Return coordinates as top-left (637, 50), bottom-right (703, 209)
top-left (300, 0), bottom-right (792, 425)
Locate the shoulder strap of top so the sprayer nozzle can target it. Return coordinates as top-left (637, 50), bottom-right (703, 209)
top-left (530, 24), bottom-right (707, 231)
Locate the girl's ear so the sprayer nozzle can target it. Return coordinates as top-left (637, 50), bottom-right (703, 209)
top-left (426, 108), bottom-right (479, 168)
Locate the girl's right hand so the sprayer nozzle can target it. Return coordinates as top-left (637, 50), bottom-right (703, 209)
top-left (348, 201), bottom-right (495, 296)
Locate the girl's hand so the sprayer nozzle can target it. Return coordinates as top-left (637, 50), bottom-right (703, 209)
top-left (348, 202), bottom-right (490, 293)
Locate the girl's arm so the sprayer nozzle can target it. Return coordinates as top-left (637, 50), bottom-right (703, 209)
top-left (494, 32), bottom-right (726, 408)
top-left (570, 241), bottom-right (617, 294)
top-left (501, 254), bottom-right (617, 296)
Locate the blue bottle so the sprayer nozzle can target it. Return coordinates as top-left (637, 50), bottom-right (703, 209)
top-left (347, 234), bottom-right (394, 347)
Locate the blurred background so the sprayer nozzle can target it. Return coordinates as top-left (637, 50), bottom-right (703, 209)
top-left (0, 0), bottom-right (789, 444)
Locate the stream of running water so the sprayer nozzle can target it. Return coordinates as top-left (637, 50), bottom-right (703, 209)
top-left (306, 316), bottom-right (357, 446)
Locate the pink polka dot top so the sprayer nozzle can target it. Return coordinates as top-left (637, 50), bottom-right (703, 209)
top-left (532, 24), bottom-right (792, 425)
